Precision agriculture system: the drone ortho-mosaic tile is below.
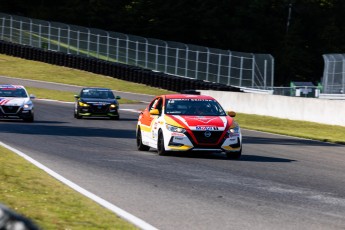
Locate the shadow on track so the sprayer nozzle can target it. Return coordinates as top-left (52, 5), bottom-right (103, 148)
top-left (160, 151), bottom-right (296, 163)
top-left (0, 123), bottom-right (135, 138)
top-left (242, 136), bottom-right (340, 147)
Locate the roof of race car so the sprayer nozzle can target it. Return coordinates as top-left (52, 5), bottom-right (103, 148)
top-left (0, 84), bottom-right (25, 89)
top-left (162, 94), bottom-right (216, 100)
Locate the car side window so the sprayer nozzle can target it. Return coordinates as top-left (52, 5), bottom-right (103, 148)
top-left (155, 98), bottom-right (163, 115)
top-left (148, 98), bottom-right (163, 115)
top-left (149, 98), bottom-right (159, 111)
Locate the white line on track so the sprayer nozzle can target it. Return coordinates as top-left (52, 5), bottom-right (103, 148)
top-left (0, 142), bottom-right (158, 230)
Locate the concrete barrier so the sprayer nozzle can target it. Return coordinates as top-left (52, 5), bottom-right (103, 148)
top-left (199, 90), bottom-right (345, 127)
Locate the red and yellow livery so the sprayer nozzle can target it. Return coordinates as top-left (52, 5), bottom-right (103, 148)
top-left (136, 94), bottom-right (242, 159)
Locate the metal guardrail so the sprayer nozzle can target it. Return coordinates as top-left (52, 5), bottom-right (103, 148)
top-left (0, 13), bottom-right (274, 90)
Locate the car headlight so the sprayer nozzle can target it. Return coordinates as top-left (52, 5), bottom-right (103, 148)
top-left (228, 121), bottom-right (240, 134)
top-left (23, 103), bottom-right (33, 110)
top-left (79, 101), bottom-right (89, 107)
top-left (110, 104), bottom-right (117, 108)
top-left (166, 124), bottom-right (186, 133)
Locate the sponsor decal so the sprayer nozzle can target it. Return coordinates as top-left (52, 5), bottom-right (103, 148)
top-left (171, 132), bottom-right (185, 137)
top-left (196, 126), bottom-right (218, 131)
top-left (0, 85), bottom-right (23, 89)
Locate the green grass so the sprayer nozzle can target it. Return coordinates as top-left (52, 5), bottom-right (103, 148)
top-left (235, 113), bottom-right (345, 144)
top-left (0, 54), bottom-right (175, 96)
top-left (25, 86), bottom-right (136, 104)
top-left (0, 146), bottom-right (138, 230)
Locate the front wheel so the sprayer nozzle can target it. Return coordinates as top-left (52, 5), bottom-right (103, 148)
top-left (74, 111), bottom-right (82, 119)
top-left (226, 149), bottom-right (242, 160)
top-left (157, 131), bottom-right (167, 156)
top-left (23, 115), bottom-right (34, 122)
top-left (136, 128), bottom-right (150, 151)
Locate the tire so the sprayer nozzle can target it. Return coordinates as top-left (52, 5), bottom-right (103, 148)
top-left (157, 131), bottom-right (167, 156)
top-left (23, 115), bottom-right (34, 122)
top-left (74, 111), bottom-right (82, 119)
top-left (110, 115), bottom-right (120, 120)
top-left (226, 149), bottom-right (242, 160)
top-left (136, 128), bottom-right (150, 151)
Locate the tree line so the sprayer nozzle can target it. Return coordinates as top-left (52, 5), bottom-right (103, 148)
top-left (1, 0), bottom-right (344, 86)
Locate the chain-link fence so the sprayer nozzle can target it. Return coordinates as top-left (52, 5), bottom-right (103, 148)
top-left (0, 13), bottom-right (274, 89)
top-left (322, 54), bottom-right (345, 94)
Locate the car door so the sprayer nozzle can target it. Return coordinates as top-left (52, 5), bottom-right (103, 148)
top-left (150, 97), bottom-right (163, 143)
top-left (139, 97), bottom-right (162, 146)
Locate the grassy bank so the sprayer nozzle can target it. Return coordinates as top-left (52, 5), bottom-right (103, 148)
top-left (0, 145), bottom-right (138, 230)
top-left (0, 54), bottom-right (174, 96)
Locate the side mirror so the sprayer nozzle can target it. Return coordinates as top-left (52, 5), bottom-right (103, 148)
top-left (74, 95), bottom-right (80, 99)
top-left (227, 111), bottom-right (236, 117)
top-left (29, 94), bottom-right (36, 99)
top-left (116, 96), bottom-right (121, 99)
top-left (149, 109), bottom-right (160, 115)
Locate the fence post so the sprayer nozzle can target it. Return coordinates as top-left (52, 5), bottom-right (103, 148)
top-left (228, 51), bottom-right (232, 85)
top-left (175, 48), bottom-right (179, 75)
top-left (1, 17), bottom-right (5, 40)
top-left (155, 44), bottom-right (159, 70)
top-left (125, 34), bottom-right (129, 64)
top-left (217, 53), bottom-right (222, 83)
top-left (195, 50), bottom-right (199, 79)
top-left (48, 22), bottom-right (51, 50)
top-left (116, 37), bottom-right (119, 61)
top-left (342, 58), bottom-right (345, 94)
top-left (240, 57), bottom-right (244, 87)
top-left (38, 24), bottom-right (42, 48)
top-left (96, 34), bottom-right (100, 58)
top-left (106, 32), bottom-right (110, 61)
top-left (19, 21), bottom-right (23, 44)
top-left (135, 40), bottom-right (139, 66)
top-left (87, 28), bottom-right (91, 57)
top-left (264, 60), bottom-right (267, 89)
top-left (251, 54), bottom-right (255, 88)
top-left (29, 19), bottom-right (32, 47)
top-left (185, 44), bottom-right (189, 78)
top-left (67, 25), bottom-right (70, 54)
top-left (57, 28), bottom-right (61, 51)
top-left (9, 15), bottom-right (13, 42)
top-left (164, 41), bottom-right (168, 73)
top-left (77, 30), bottom-right (80, 55)
top-left (271, 56), bottom-right (275, 88)
top-left (206, 48), bottom-right (210, 81)
top-left (145, 38), bottom-right (148, 68)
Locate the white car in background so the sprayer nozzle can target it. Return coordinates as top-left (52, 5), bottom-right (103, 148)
top-left (0, 85), bottom-right (35, 122)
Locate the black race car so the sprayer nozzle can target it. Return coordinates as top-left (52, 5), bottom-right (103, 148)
top-left (74, 87), bottom-right (121, 120)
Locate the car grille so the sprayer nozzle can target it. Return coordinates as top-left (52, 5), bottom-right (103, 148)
top-left (190, 131), bottom-right (224, 145)
top-left (1, 105), bottom-right (20, 114)
top-left (89, 104), bottom-right (109, 113)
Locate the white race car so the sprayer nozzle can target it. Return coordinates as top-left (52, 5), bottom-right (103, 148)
top-left (0, 85), bottom-right (35, 122)
top-left (136, 94), bottom-right (242, 159)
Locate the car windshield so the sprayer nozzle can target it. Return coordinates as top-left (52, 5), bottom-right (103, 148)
top-left (165, 98), bottom-right (226, 116)
top-left (0, 88), bottom-right (27, 98)
top-left (81, 89), bottom-right (115, 99)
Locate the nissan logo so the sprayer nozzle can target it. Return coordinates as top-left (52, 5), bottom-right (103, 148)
top-left (204, 131), bottom-right (211, 138)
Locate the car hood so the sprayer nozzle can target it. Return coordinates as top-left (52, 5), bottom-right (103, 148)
top-left (165, 115), bottom-right (233, 131)
top-left (0, 97), bottom-right (30, 106)
top-left (81, 98), bottom-right (117, 104)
